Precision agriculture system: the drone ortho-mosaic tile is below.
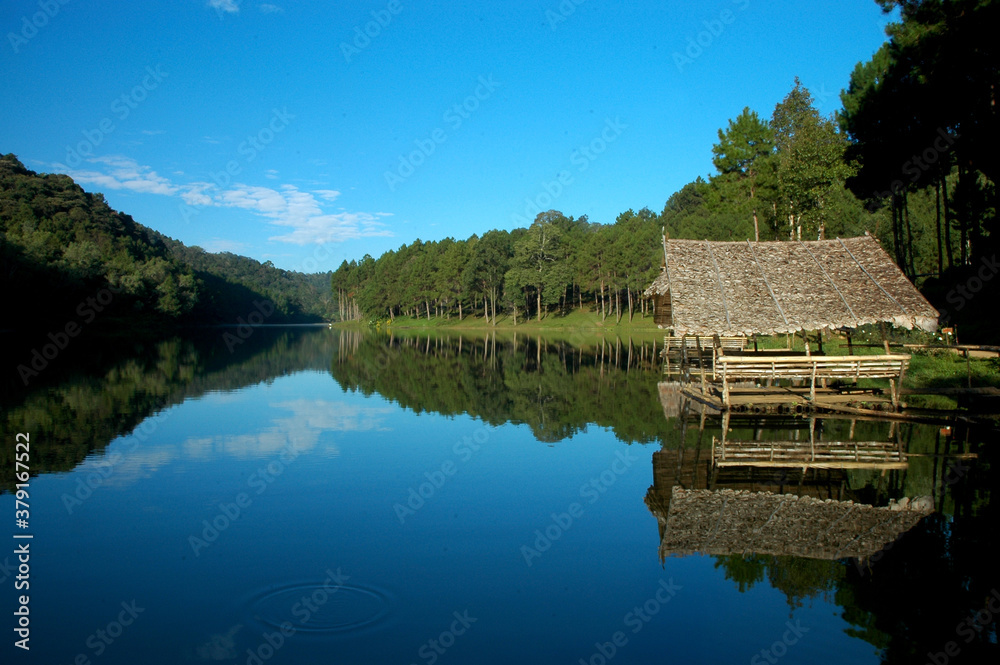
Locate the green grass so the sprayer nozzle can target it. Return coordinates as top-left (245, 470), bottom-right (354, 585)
top-left (334, 307), bottom-right (667, 338)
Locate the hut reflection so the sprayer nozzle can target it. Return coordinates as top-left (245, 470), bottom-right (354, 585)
top-left (645, 403), bottom-right (936, 562)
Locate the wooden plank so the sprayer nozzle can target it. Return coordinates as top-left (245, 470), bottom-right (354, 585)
top-left (716, 354), bottom-right (911, 363)
top-left (715, 460), bottom-right (909, 470)
top-left (696, 335), bottom-right (707, 395)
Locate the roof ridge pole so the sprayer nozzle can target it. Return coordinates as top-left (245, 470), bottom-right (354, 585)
top-left (705, 241), bottom-right (732, 332)
top-left (663, 234), bottom-right (672, 285)
top-left (837, 237), bottom-right (910, 318)
top-left (662, 227), bottom-right (669, 273)
top-left (746, 240), bottom-right (790, 329)
top-left (798, 240), bottom-right (860, 329)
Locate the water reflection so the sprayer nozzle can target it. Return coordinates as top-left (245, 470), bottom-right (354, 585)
top-left (645, 413), bottom-right (939, 563)
top-left (644, 397), bottom-right (996, 662)
top-left (0, 327), bottom-right (995, 664)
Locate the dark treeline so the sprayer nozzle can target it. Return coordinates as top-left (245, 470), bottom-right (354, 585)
top-left (0, 154), bottom-right (334, 331)
top-left (334, 1), bottom-right (996, 337)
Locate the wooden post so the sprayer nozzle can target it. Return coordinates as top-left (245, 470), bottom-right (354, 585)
top-left (721, 361), bottom-right (730, 408)
top-left (695, 335), bottom-right (707, 394)
top-left (896, 361), bottom-right (907, 407)
top-left (965, 349), bottom-right (971, 389)
top-left (847, 333), bottom-right (854, 355)
top-left (681, 334), bottom-right (688, 382)
top-left (809, 361), bottom-right (817, 401)
top-left (809, 417), bottom-right (816, 463)
top-left (816, 329), bottom-right (824, 355)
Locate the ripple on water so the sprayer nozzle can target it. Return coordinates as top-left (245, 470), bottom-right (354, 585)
top-left (247, 581), bottom-right (391, 634)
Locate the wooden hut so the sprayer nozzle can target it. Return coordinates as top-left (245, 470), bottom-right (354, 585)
top-left (644, 234), bottom-right (939, 411)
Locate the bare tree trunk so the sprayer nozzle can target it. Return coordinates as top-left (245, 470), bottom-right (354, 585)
top-left (904, 190), bottom-right (916, 277)
top-left (935, 179), bottom-right (944, 275)
top-left (958, 165), bottom-right (969, 265)
top-left (600, 280), bottom-right (606, 320)
top-left (942, 173), bottom-right (954, 269)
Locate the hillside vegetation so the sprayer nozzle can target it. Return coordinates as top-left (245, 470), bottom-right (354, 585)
top-left (0, 154), bottom-right (333, 330)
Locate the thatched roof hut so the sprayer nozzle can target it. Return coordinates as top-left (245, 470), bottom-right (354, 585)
top-left (652, 487), bottom-right (932, 561)
top-left (644, 234), bottom-right (939, 336)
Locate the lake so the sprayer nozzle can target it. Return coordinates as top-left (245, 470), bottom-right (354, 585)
top-left (1, 326), bottom-right (996, 664)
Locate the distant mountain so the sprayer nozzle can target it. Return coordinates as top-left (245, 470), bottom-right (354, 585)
top-left (0, 154), bottom-right (333, 331)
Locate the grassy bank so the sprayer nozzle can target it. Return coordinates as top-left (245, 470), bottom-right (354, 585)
top-left (333, 307), bottom-right (667, 338)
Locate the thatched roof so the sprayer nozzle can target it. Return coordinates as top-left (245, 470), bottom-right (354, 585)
top-left (660, 487), bottom-right (932, 560)
top-left (644, 235), bottom-right (939, 336)
top-left (654, 487), bottom-right (932, 561)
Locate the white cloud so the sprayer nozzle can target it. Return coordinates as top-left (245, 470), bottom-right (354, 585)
top-left (201, 237), bottom-right (250, 254)
top-left (259, 3), bottom-right (283, 13)
top-left (180, 399), bottom-right (393, 460)
top-left (314, 189), bottom-right (341, 201)
top-left (181, 182), bottom-right (215, 206)
top-left (54, 155), bottom-right (392, 246)
top-left (217, 183), bottom-right (392, 245)
top-left (209, 0), bottom-right (240, 14)
top-left (57, 155), bottom-right (178, 196)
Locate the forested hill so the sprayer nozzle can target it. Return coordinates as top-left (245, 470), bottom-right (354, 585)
top-left (0, 154), bottom-right (333, 331)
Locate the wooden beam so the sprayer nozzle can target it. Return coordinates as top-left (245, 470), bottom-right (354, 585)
top-left (706, 241), bottom-right (733, 331)
top-left (838, 237), bottom-right (911, 319)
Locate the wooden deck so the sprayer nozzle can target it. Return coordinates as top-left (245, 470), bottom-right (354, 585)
top-left (668, 382), bottom-right (896, 416)
top-left (717, 353), bottom-right (909, 407)
top-left (658, 330), bottom-right (912, 414)
top-left (712, 436), bottom-right (908, 470)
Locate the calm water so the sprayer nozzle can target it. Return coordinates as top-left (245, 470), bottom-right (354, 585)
top-left (1, 327), bottom-right (996, 664)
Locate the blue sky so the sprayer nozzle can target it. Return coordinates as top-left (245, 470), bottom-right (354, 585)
top-left (1, 0), bottom-right (895, 272)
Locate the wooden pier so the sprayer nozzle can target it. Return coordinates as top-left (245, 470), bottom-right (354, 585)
top-left (659, 332), bottom-right (910, 414)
